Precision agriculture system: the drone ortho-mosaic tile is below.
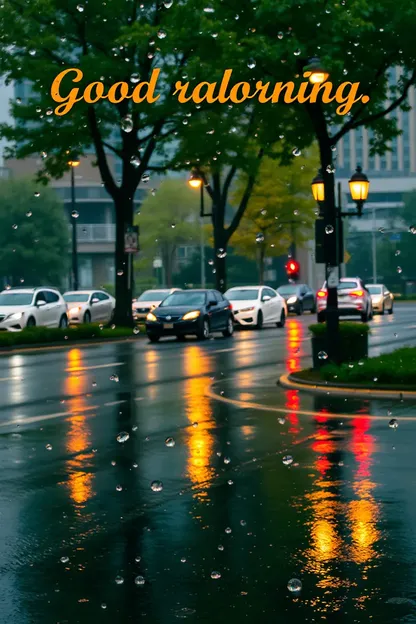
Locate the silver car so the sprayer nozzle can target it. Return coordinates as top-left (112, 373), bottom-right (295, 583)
top-left (365, 284), bottom-right (394, 315)
top-left (316, 277), bottom-right (373, 323)
top-left (133, 288), bottom-right (180, 321)
top-left (64, 290), bottom-right (115, 324)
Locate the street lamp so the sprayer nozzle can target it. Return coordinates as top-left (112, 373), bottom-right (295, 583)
top-left (348, 166), bottom-right (370, 216)
top-left (67, 151), bottom-right (80, 290)
top-left (303, 57), bottom-right (329, 84)
top-left (188, 170), bottom-right (208, 288)
top-left (311, 169), bottom-right (325, 203)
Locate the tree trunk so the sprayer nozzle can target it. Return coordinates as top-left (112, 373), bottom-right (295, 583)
top-left (258, 246), bottom-right (265, 284)
top-left (113, 194), bottom-right (134, 327)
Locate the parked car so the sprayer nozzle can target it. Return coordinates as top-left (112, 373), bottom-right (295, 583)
top-left (277, 283), bottom-right (316, 315)
top-left (365, 284), bottom-right (394, 315)
top-left (225, 285), bottom-right (286, 329)
top-left (145, 289), bottom-right (233, 342)
top-left (0, 287), bottom-right (68, 331)
top-left (64, 290), bottom-right (115, 324)
top-left (132, 288), bottom-right (180, 321)
top-left (316, 277), bottom-right (373, 323)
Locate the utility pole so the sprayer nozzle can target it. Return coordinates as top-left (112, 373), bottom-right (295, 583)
top-left (372, 205), bottom-right (377, 283)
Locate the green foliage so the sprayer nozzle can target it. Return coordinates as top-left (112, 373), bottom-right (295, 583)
top-left (0, 324), bottom-right (141, 348)
top-left (320, 347), bottom-right (416, 386)
top-left (134, 178), bottom-right (201, 285)
top-left (309, 321), bottom-right (371, 337)
top-left (0, 178), bottom-right (69, 287)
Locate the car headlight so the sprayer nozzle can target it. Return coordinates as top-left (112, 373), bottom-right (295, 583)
top-left (6, 312), bottom-right (23, 321)
top-left (240, 306), bottom-right (255, 312)
top-left (182, 310), bottom-right (200, 321)
top-left (372, 297), bottom-right (382, 303)
top-left (69, 306), bottom-right (81, 313)
top-left (287, 296), bottom-right (297, 304)
top-left (146, 312), bottom-right (157, 322)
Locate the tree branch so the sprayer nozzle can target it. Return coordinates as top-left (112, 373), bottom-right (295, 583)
top-left (87, 107), bottom-right (119, 198)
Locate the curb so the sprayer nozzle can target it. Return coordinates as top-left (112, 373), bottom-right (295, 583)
top-left (0, 335), bottom-right (142, 356)
top-left (279, 372), bottom-right (416, 400)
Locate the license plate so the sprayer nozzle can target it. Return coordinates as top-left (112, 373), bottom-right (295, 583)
top-left (164, 323), bottom-right (174, 329)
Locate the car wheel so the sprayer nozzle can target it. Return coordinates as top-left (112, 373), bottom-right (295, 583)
top-left (311, 303), bottom-right (316, 314)
top-left (197, 318), bottom-right (210, 340)
top-left (388, 303), bottom-right (394, 315)
top-left (222, 315), bottom-right (234, 337)
top-left (361, 311), bottom-right (369, 322)
top-left (83, 311), bottom-right (91, 324)
top-left (256, 310), bottom-right (263, 330)
top-left (317, 311), bottom-right (325, 323)
top-left (381, 304), bottom-right (385, 315)
top-left (296, 303), bottom-right (303, 316)
top-left (147, 332), bottom-right (160, 343)
top-left (59, 315), bottom-right (68, 328)
top-left (26, 316), bottom-right (36, 328)
top-left (276, 310), bottom-right (286, 328)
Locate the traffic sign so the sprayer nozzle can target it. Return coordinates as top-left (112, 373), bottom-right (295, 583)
top-left (344, 250), bottom-right (351, 264)
top-left (124, 225), bottom-right (139, 253)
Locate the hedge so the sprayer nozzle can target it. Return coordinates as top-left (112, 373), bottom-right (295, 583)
top-left (0, 324), bottom-right (142, 348)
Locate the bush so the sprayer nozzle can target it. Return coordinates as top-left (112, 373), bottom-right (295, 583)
top-left (309, 321), bottom-right (371, 337)
top-left (320, 347), bottom-right (416, 386)
top-left (0, 324), bottom-right (141, 348)
top-left (309, 322), bottom-right (370, 367)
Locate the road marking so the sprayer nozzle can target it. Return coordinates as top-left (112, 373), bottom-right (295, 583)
top-left (0, 405), bottom-right (98, 429)
top-left (0, 376), bottom-right (24, 382)
top-left (103, 400), bottom-right (127, 407)
top-left (65, 362), bottom-right (125, 373)
top-left (205, 380), bottom-right (416, 421)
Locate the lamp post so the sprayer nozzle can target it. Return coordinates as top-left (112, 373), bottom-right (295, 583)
top-left (311, 165), bottom-right (370, 350)
top-left (188, 171), bottom-right (212, 288)
top-left (67, 152), bottom-right (80, 291)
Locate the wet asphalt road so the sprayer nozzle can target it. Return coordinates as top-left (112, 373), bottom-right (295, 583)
top-left (1, 305), bottom-right (416, 623)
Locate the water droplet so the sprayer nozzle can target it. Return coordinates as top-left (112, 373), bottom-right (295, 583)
top-left (133, 327), bottom-right (140, 335)
top-left (117, 270), bottom-right (124, 276)
top-left (388, 418), bottom-right (398, 429)
top-left (60, 556), bottom-right (69, 563)
top-left (292, 147), bottom-right (301, 156)
top-left (225, 527), bottom-right (232, 534)
top-left (46, 443), bottom-right (52, 451)
top-left (326, 165), bottom-right (335, 173)
top-left (394, 332), bottom-right (398, 338)
top-left (116, 484), bottom-right (123, 492)
top-left (163, 0), bottom-right (173, 6)
top-left (378, 226), bottom-right (386, 233)
top-left (287, 578), bottom-right (302, 593)
top-left (278, 417), bottom-right (286, 425)
top-left (29, 49), bottom-right (36, 56)
top-left (26, 210), bottom-right (32, 217)
top-left (294, 48), bottom-right (301, 56)
top-left (12, 224), bottom-right (18, 230)
top-left (204, 6), bottom-right (215, 12)
top-left (223, 456), bottom-right (231, 464)
top-left (180, 557), bottom-right (187, 563)
top-left (206, 128), bottom-right (215, 135)
top-left (211, 571), bottom-right (221, 580)
top-left (208, 259), bottom-right (214, 266)
top-left (76, 3), bottom-right (84, 11)
top-left (397, 266), bottom-right (402, 274)
top-left (16, 97), bottom-right (22, 105)
top-left (117, 431), bottom-right (130, 443)
top-left (157, 29), bottom-right (167, 39)
top-left (71, 210), bottom-right (79, 219)
top-left (142, 172), bottom-right (150, 183)
top-left (115, 575), bottom-right (124, 585)
top-left (260, 208), bottom-right (267, 216)
top-left (150, 480), bottom-right (163, 492)
top-left (255, 233), bottom-right (265, 244)
top-left (293, 209), bottom-right (299, 216)
top-left (373, 377), bottom-right (378, 382)
top-left (282, 455), bottom-right (293, 466)
top-left (325, 225), bottom-right (334, 234)
top-left (230, 126), bottom-right (237, 133)
top-left (171, 223), bottom-right (176, 228)
top-left (247, 58), bottom-right (256, 69)
top-left (216, 248), bottom-right (227, 258)
top-left (240, 519), bottom-right (247, 526)
top-left (130, 155), bottom-right (141, 168)
top-left (408, 225), bottom-right (416, 234)
top-left (318, 350), bottom-right (328, 360)
top-left (227, 479), bottom-right (233, 485)
top-left (135, 575), bottom-right (145, 586)
top-left (101, 603), bottom-right (107, 609)
top-left (277, 31), bottom-right (284, 39)
top-left (110, 374), bottom-right (119, 382)
top-left (135, 556), bottom-right (141, 562)
top-left (121, 114), bottom-right (133, 133)
top-left (165, 437), bottom-right (175, 447)
top-left (218, 544), bottom-right (224, 551)
top-left (395, 250), bottom-right (401, 256)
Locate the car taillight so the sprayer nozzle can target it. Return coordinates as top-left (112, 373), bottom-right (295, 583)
top-left (350, 290), bottom-right (364, 297)
top-left (228, 304), bottom-right (233, 310)
top-left (317, 290), bottom-right (327, 298)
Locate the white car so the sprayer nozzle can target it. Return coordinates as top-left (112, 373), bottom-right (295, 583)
top-left (133, 288), bottom-right (180, 321)
top-left (0, 287), bottom-right (68, 331)
top-left (225, 285), bottom-right (287, 328)
top-left (64, 290), bottom-right (115, 324)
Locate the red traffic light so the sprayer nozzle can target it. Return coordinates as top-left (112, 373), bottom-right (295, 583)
top-left (285, 259), bottom-right (300, 275)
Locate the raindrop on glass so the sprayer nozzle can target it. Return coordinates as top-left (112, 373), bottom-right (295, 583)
top-left (163, 0), bottom-right (173, 6)
top-left (34, 191), bottom-right (40, 197)
top-left (294, 48), bottom-right (301, 56)
top-left (397, 266), bottom-right (402, 274)
top-left (12, 224), bottom-right (18, 230)
top-left (115, 575), bottom-right (124, 585)
top-left (223, 456), bottom-right (231, 464)
top-left (395, 250), bottom-right (401, 256)
top-left (326, 165), bottom-right (335, 173)
top-left (71, 210), bottom-right (79, 219)
top-left (255, 233), bottom-right (265, 244)
top-left (142, 172), bottom-right (150, 183)
top-left (157, 29), bottom-right (167, 39)
top-left (287, 578), bottom-right (302, 593)
top-left (282, 455), bottom-right (293, 466)
top-left (46, 443), bottom-right (53, 451)
top-left (292, 147), bottom-right (301, 156)
top-left (211, 571), bottom-right (221, 580)
top-left (388, 418), bottom-right (398, 429)
top-left (135, 575), bottom-right (145, 586)
top-left (225, 527), bottom-right (232, 534)
top-left (165, 437), bottom-right (175, 447)
top-left (208, 259), bottom-right (214, 266)
top-left (116, 484), bottom-right (123, 492)
top-left (101, 603), bottom-right (107, 609)
top-left (204, 5), bottom-right (215, 12)
top-left (247, 58), bottom-right (256, 69)
top-left (325, 225), bottom-right (334, 234)
top-left (408, 225), bottom-right (416, 234)
top-left (130, 155), bottom-right (141, 168)
top-left (29, 49), bottom-right (36, 56)
top-left (26, 211), bottom-right (32, 217)
top-left (117, 431), bottom-right (130, 443)
top-left (216, 248), bottom-right (227, 258)
top-left (150, 480), bottom-right (163, 492)
top-left (240, 519), bottom-right (247, 526)
top-left (133, 327), bottom-right (140, 335)
top-left (218, 544), bottom-right (224, 551)
top-left (76, 4), bottom-right (84, 11)
top-left (110, 374), bottom-right (119, 383)
top-left (378, 226), bottom-right (386, 233)
top-left (181, 557), bottom-right (187, 563)
top-left (293, 209), bottom-right (299, 216)
top-left (318, 350), bottom-right (328, 360)
top-left (60, 556), bottom-right (69, 563)
top-left (278, 32), bottom-right (284, 39)
top-left (121, 114), bottom-right (133, 133)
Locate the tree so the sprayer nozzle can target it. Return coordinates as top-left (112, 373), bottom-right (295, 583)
top-left (0, 178), bottom-right (69, 287)
top-left (230, 150), bottom-right (317, 283)
top-left (134, 178), bottom-right (200, 286)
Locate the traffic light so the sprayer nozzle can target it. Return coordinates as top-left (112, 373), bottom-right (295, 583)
top-left (285, 259), bottom-right (300, 281)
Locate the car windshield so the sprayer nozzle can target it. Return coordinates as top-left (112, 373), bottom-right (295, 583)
top-left (0, 293), bottom-right (33, 306)
top-left (139, 290), bottom-right (170, 301)
top-left (337, 281), bottom-right (359, 290)
top-left (161, 292), bottom-right (206, 307)
top-left (64, 293), bottom-right (90, 302)
top-left (226, 289), bottom-right (259, 300)
top-left (366, 286), bottom-right (382, 294)
top-left (278, 285), bottom-right (298, 295)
